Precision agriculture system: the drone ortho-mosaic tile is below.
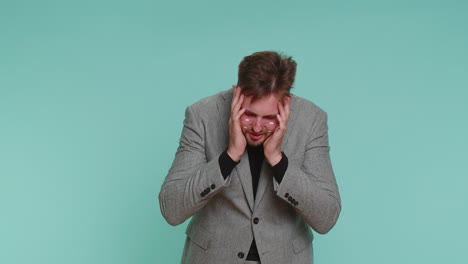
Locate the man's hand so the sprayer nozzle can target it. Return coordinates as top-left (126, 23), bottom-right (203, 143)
top-left (227, 86), bottom-right (246, 162)
top-left (264, 95), bottom-right (291, 166)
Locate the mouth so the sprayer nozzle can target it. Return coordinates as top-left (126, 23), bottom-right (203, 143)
top-left (248, 132), bottom-right (263, 141)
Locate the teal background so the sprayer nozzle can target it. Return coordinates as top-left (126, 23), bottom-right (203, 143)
top-left (1, 0), bottom-right (467, 263)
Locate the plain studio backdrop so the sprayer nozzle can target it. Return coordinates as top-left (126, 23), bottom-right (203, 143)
top-left (1, 0), bottom-right (467, 263)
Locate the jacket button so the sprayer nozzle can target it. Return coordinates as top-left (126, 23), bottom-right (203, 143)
top-left (211, 184), bottom-right (216, 189)
top-left (288, 196), bottom-right (292, 202)
top-left (200, 192), bottom-right (205, 197)
top-left (253, 217), bottom-right (259, 224)
top-left (291, 198), bottom-right (296, 204)
top-left (238, 252), bottom-right (244, 258)
top-left (206, 188), bottom-right (210, 193)
top-left (284, 193), bottom-right (289, 198)
top-left (294, 201), bottom-right (299, 206)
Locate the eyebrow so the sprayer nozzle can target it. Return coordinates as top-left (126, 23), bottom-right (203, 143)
top-left (245, 110), bottom-right (277, 119)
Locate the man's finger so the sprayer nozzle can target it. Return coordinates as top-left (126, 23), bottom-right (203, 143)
top-left (279, 96), bottom-right (290, 123)
top-left (276, 113), bottom-right (285, 130)
top-left (284, 96), bottom-right (291, 118)
top-left (233, 94), bottom-right (244, 115)
top-left (231, 86), bottom-right (239, 109)
top-left (278, 100), bottom-right (286, 119)
top-left (234, 108), bottom-right (246, 120)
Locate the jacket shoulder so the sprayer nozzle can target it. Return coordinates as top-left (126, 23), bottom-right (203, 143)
top-left (186, 89), bottom-right (230, 118)
top-left (189, 90), bottom-right (230, 110)
top-left (293, 95), bottom-right (327, 119)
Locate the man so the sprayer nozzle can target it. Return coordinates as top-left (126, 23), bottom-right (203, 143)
top-left (159, 51), bottom-right (341, 264)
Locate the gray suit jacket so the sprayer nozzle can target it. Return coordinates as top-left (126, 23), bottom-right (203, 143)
top-left (159, 89), bottom-right (341, 264)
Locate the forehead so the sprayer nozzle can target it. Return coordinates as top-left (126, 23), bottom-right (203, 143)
top-left (242, 94), bottom-right (280, 116)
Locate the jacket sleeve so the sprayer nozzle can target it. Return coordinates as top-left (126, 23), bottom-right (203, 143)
top-left (273, 111), bottom-right (341, 234)
top-left (159, 105), bottom-right (231, 226)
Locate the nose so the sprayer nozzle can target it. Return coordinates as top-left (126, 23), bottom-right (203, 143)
top-left (252, 123), bottom-right (262, 133)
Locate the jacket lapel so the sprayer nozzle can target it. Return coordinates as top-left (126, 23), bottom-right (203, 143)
top-left (235, 152), bottom-right (255, 212)
top-left (253, 160), bottom-right (270, 210)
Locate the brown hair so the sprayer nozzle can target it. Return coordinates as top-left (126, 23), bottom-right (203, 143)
top-left (237, 51), bottom-right (297, 101)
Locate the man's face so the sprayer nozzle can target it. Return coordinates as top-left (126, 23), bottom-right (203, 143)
top-left (240, 94), bottom-right (281, 147)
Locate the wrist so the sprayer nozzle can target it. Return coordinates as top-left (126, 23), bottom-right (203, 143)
top-left (266, 151), bottom-right (282, 166)
top-left (227, 148), bottom-right (242, 162)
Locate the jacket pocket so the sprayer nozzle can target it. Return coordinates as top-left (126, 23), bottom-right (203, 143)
top-left (292, 227), bottom-right (314, 254)
top-left (185, 224), bottom-right (213, 250)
